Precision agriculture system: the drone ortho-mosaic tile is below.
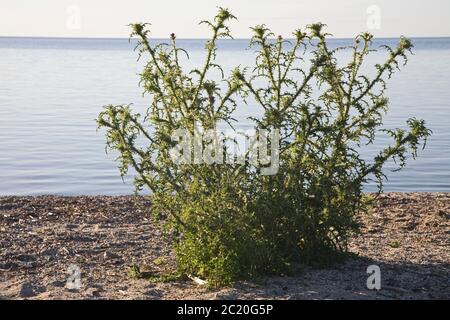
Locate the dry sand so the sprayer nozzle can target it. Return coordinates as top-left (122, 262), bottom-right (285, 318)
top-left (0, 192), bottom-right (448, 300)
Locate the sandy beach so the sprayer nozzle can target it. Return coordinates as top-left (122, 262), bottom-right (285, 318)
top-left (0, 193), bottom-right (448, 300)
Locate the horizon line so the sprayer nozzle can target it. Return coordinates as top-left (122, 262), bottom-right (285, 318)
top-left (1, 35), bottom-right (450, 41)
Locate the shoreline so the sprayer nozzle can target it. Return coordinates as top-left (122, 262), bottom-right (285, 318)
top-left (0, 192), bottom-right (449, 299)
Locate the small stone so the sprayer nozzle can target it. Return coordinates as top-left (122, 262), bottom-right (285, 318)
top-left (0, 262), bottom-right (17, 271)
top-left (214, 289), bottom-right (238, 300)
top-left (103, 250), bottom-right (120, 260)
top-left (50, 280), bottom-right (66, 288)
top-left (85, 287), bottom-right (102, 297)
top-left (16, 254), bottom-right (37, 268)
top-left (19, 283), bottom-right (45, 298)
top-left (438, 210), bottom-right (449, 219)
top-left (41, 248), bottom-right (58, 256)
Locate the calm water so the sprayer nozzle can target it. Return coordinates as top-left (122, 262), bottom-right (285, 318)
top-left (0, 37), bottom-right (449, 195)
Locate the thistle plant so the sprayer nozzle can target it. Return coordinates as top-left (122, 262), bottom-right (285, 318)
top-left (97, 8), bottom-right (430, 286)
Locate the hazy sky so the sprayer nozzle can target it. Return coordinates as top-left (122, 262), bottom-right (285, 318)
top-left (1, 0), bottom-right (450, 38)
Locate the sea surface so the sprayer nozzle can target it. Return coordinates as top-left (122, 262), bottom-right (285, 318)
top-left (0, 37), bottom-right (449, 195)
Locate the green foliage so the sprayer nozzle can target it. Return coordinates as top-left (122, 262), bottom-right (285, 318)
top-left (389, 240), bottom-right (401, 248)
top-left (128, 265), bottom-right (142, 279)
top-left (98, 8), bottom-right (431, 286)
